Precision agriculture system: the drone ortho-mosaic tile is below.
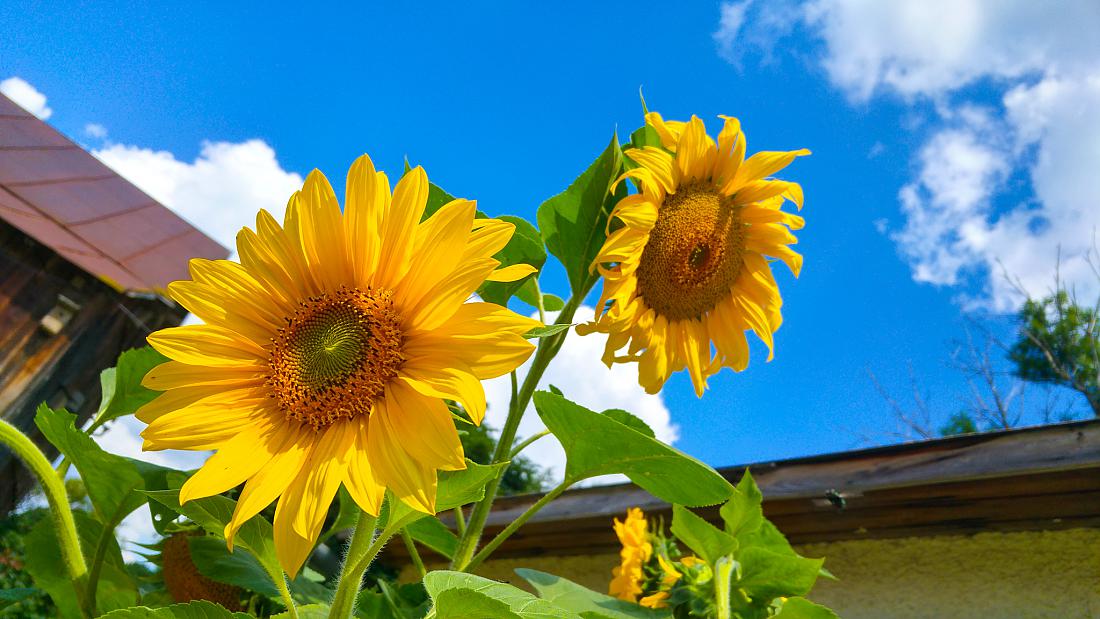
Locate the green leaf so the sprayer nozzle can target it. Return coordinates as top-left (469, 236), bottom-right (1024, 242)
top-left (406, 517), bottom-right (458, 559)
top-left (478, 215), bottom-right (546, 306)
top-left (0, 588), bottom-right (39, 612)
top-left (35, 404), bottom-right (146, 526)
top-left (515, 280), bottom-right (564, 312)
top-left (438, 460), bottom-right (509, 511)
top-left (423, 571), bottom-right (580, 619)
top-left (187, 535), bottom-right (279, 599)
top-left (720, 470), bottom-right (764, 542)
top-left (144, 487), bottom-right (284, 595)
top-left (599, 409), bottom-right (654, 439)
top-left (516, 569), bottom-right (671, 619)
top-left (772, 598), bottom-right (841, 619)
top-left (24, 510), bottom-right (137, 616)
top-left (524, 324), bottom-right (573, 339)
top-left (629, 125), bottom-right (663, 151)
top-left (94, 347), bottom-right (168, 426)
top-left (534, 391), bottom-right (732, 506)
top-left (536, 134), bottom-right (625, 296)
top-left (321, 486), bottom-right (361, 542)
top-left (736, 547), bottom-right (824, 601)
top-left (98, 600), bottom-right (252, 618)
top-left (670, 505), bottom-right (737, 565)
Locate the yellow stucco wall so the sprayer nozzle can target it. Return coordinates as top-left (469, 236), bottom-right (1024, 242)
top-left (424, 528), bottom-right (1100, 618)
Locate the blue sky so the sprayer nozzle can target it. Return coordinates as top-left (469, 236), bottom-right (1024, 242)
top-left (3, 1), bottom-right (1098, 474)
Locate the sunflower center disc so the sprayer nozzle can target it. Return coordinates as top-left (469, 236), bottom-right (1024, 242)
top-left (268, 287), bottom-right (404, 429)
top-left (636, 184), bottom-right (744, 320)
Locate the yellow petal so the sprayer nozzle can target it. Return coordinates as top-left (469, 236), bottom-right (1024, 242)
top-left (733, 148), bottom-right (811, 186)
top-left (397, 364), bottom-right (486, 424)
top-left (376, 166), bottom-right (428, 287)
top-left (397, 199), bottom-right (479, 307)
top-left (485, 263), bottom-right (537, 282)
top-left (225, 426), bottom-right (312, 550)
top-left (384, 380), bottom-right (465, 471)
top-left (179, 416), bottom-right (287, 504)
top-left (344, 154), bottom-right (385, 286)
top-left (405, 257), bottom-right (498, 332)
top-left (148, 324), bottom-right (266, 368)
top-left (343, 416), bottom-right (385, 516)
top-left (624, 147), bottom-right (678, 194)
top-left (366, 399), bottom-right (437, 514)
top-left (296, 169), bottom-right (351, 290)
top-left (273, 469), bottom-right (317, 577)
top-left (142, 361), bottom-right (266, 391)
top-left (291, 420), bottom-right (353, 540)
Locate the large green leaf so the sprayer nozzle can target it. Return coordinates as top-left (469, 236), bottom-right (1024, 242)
top-left (533, 391), bottom-right (732, 506)
top-left (382, 460), bottom-right (508, 533)
top-left (34, 404), bottom-right (146, 526)
top-left (516, 569), bottom-right (670, 619)
top-left (405, 516), bottom-right (458, 559)
top-left (771, 597), bottom-right (841, 619)
top-left (536, 134), bottom-right (626, 296)
top-left (719, 470), bottom-right (764, 543)
top-left (423, 571), bottom-right (579, 619)
top-left (93, 347), bottom-right (168, 427)
top-left (24, 510), bottom-right (137, 616)
top-left (736, 547), bottom-right (824, 602)
top-left (670, 505), bottom-right (738, 565)
top-left (515, 279), bottom-right (564, 311)
top-left (478, 215), bottom-right (546, 306)
top-left (98, 600), bottom-right (251, 618)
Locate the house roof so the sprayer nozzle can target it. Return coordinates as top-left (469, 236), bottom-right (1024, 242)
top-left (401, 419), bottom-right (1100, 561)
top-left (0, 93), bottom-right (228, 293)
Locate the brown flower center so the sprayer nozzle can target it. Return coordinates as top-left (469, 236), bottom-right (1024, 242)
top-left (268, 287), bottom-right (403, 429)
top-left (635, 184), bottom-right (745, 320)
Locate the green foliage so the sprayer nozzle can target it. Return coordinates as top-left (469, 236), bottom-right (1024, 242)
top-left (356, 580), bottom-right (430, 619)
top-left (35, 404), bottom-right (150, 527)
top-left (671, 505), bottom-right (737, 565)
top-left (1009, 289), bottom-right (1100, 415)
top-left (93, 347), bottom-right (168, 428)
top-left (939, 411), bottom-right (979, 436)
top-left (98, 600), bottom-right (251, 618)
top-left (537, 135), bottom-right (626, 297)
top-left (404, 517), bottom-right (458, 560)
top-left (479, 215), bottom-right (546, 306)
top-left (0, 508), bottom-right (54, 617)
top-left (516, 569), bottom-right (671, 619)
top-left (534, 391), bottom-right (733, 506)
top-left (423, 570), bottom-right (578, 618)
top-left (771, 598), bottom-right (841, 619)
top-left (525, 323), bottom-right (574, 339)
top-left (461, 422), bottom-right (551, 496)
top-left (25, 509), bottom-right (137, 616)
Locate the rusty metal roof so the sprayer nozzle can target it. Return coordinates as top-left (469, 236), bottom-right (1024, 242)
top-left (0, 93), bottom-right (228, 293)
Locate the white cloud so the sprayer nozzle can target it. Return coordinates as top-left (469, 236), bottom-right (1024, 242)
top-left (1, 76), bottom-right (53, 119)
top-left (713, 1), bottom-right (754, 63)
top-left (94, 140), bottom-right (303, 251)
top-left (730, 1), bottom-right (1100, 309)
top-left (800, 0), bottom-right (1100, 102)
top-left (483, 307), bottom-right (678, 485)
top-left (84, 122), bottom-right (108, 139)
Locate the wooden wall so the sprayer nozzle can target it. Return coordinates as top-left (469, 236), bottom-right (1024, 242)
top-left (0, 221), bottom-right (184, 513)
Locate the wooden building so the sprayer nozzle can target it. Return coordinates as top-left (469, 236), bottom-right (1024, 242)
top-left (393, 419), bottom-right (1100, 618)
top-left (0, 92), bottom-right (227, 512)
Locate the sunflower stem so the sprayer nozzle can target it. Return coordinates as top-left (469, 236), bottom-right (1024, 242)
top-left (401, 529), bottom-right (427, 578)
top-left (464, 480), bottom-right (570, 572)
top-left (508, 430), bottom-right (549, 459)
top-left (450, 292), bottom-right (584, 571)
top-left (271, 571), bottom-right (298, 619)
top-left (452, 507), bottom-right (466, 537)
top-left (534, 278), bottom-right (547, 325)
top-left (329, 511), bottom-right (377, 619)
top-left (0, 419), bottom-right (90, 617)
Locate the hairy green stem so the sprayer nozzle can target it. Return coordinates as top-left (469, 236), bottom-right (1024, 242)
top-left (328, 511), bottom-right (377, 619)
top-left (0, 419), bottom-right (90, 617)
top-left (451, 292), bottom-right (585, 571)
top-left (715, 556), bottom-right (735, 619)
top-left (401, 529), bottom-right (427, 578)
top-left (270, 570), bottom-right (299, 619)
top-left (453, 507), bottom-right (466, 537)
top-left (465, 480), bottom-right (570, 571)
top-left (85, 503), bottom-right (131, 613)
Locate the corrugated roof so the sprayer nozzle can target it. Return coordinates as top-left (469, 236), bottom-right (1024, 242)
top-left (0, 93), bottom-right (229, 293)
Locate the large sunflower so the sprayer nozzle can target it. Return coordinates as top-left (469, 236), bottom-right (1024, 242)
top-left (137, 155), bottom-right (540, 575)
top-left (579, 112), bottom-right (809, 395)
